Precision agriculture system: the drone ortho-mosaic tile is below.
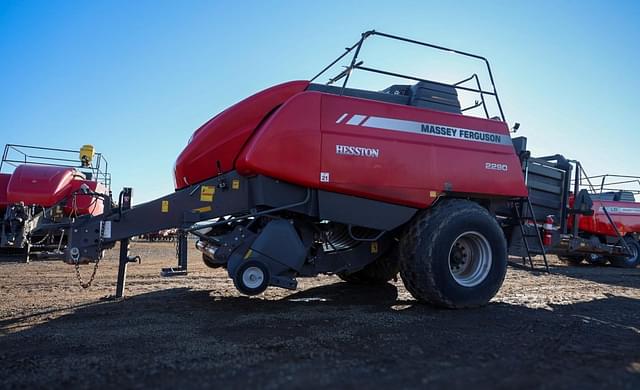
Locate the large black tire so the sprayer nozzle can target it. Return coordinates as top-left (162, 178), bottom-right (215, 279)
top-left (399, 199), bottom-right (507, 308)
top-left (338, 247), bottom-right (399, 285)
top-left (609, 237), bottom-right (640, 268)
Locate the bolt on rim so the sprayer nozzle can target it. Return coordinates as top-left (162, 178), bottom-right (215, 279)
top-left (448, 231), bottom-right (492, 287)
top-left (242, 266), bottom-right (265, 289)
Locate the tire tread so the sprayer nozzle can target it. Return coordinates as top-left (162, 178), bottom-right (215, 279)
top-left (399, 199), bottom-right (506, 308)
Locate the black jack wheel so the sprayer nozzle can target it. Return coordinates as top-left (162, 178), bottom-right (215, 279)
top-left (234, 260), bottom-right (270, 295)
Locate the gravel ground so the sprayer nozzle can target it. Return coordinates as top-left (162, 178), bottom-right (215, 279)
top-left (1, 242), bottom-right (639, 389)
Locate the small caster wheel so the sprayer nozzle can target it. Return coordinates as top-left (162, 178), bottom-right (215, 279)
top-left (234, 260), bottom-right (270, 295)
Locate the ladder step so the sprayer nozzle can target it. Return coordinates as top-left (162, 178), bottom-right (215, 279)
top-left (511, 195), bottom-right (550, 273)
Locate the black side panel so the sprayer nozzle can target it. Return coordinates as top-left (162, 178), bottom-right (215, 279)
top-left (592, 191), bottom-right (636, 202)
top-left (511, 136), bottom-right (527, 157)
top-left (524, 157), bottom-right (571, 227)
top-left (409, 81), bottom-right (461, 114)
top-left (250, 220), bottom-right (307, 272)
top-left (308, 81), bottom-right (463, 115)
top-left (381, 84), bottom-right (411, 96)
top-left (318, 191), bottom-right (417, 231)
top-left (574, 189), bottom-right (594, 215)
top-left (248, 175), bottom-right (318, 217)
top-left (617, 191), bottom-right (636, 202)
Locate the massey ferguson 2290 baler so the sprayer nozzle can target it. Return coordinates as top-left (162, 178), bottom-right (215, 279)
top-left (53, 31), bottom-right (638, 308)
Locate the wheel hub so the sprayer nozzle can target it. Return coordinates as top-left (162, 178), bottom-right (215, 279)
top-left (448, 232), bottom-right (492, 287)
top-left (242, 266), bottom-right (265, 289)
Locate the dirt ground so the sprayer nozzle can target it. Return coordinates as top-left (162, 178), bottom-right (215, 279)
top-left (0, 242), bottom-right (639, 389)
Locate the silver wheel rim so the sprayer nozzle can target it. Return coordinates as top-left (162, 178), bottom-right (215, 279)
top-left (448, 231), bottom-right (492, 287)
top-left (242, 266), bottom-right (265, 289)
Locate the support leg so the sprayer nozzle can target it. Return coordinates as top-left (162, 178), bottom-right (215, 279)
top-left (115, 238), bottom-right (130, 298)
top-left (160, 230), bottom-right (188, 277)
top-left (178, 230), bottom-right (188, 269)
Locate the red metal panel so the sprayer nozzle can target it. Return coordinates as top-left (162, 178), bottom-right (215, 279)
top-left (6, 165), bottom-right (79, 207)
top-left (235, 92), bottom-right (322, 187)
top-left (577, 200), bottom-right (640, 237)
top-left (235, 89), bottom-right (526, 208)
top-left (0, 173), bottom-right (11, 211)
top-left (4, 166), bottom-right (107, 216)
top-left (173, 80), bottom-right (310, 189)
top-left (63, 180), bottom-right (108, 216)
top-left (317, 94), bottom-right (527, 207)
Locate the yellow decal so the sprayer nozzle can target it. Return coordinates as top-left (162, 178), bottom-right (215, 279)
top-left (243, 249), bottom-right (253, 259)
top-left (370, 242), bottom-right (379, 254)
top-left (232, 179), bottom-right (240, 190)
top-left (429, 191), bottom-right (438, 198)
top-left (200, 185), bottom-right (215, 202)
top-left (192, 206), bottom-right (212, 213)
top-left (161, 200), bottom-right (169, 213)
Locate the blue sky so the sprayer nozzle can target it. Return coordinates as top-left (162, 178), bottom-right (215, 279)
top-left (1, 1), bottom-right (639, 203)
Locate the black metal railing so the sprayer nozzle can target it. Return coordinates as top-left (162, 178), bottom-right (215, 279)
top-left (311, 30), bottom-right (506, 121)
top-left (584, 174), bottom-right (640, 195)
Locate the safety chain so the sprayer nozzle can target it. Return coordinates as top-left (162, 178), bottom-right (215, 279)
top-left (175, 231), bottom-right (180, 260)
top-left (74, 217), bottom-right (104, 289)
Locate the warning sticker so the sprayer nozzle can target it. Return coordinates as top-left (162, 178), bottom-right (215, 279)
top-left (370, 242), bottom-right (379, 254)
top-left (161, 200), bottom-right (169, 213)
top-left (232, 179), bottom-right (240, 190)
top-left (200, 186), bottom-right (215, 202)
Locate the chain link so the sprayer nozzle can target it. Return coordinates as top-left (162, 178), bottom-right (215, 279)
top-left (175, 231), bottom-right (180, 260)
top-left (74, 219), bottom-right (104, 289)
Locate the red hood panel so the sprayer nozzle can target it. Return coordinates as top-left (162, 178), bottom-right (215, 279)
top-left (173, 80), bottom-right (309, 189)
top-left (7, 165), bottom-right (81, 207)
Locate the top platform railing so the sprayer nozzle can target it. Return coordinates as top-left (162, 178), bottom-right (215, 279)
top-left (0, 143), bottom-right (111, 190)
top-left (584, 174), bottom-right (640, 197)
top-left (311, 30), bottom-right (506, 122)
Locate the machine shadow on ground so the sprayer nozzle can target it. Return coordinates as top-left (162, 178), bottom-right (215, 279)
top-left (1, 282), bottom-right (639, 389)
